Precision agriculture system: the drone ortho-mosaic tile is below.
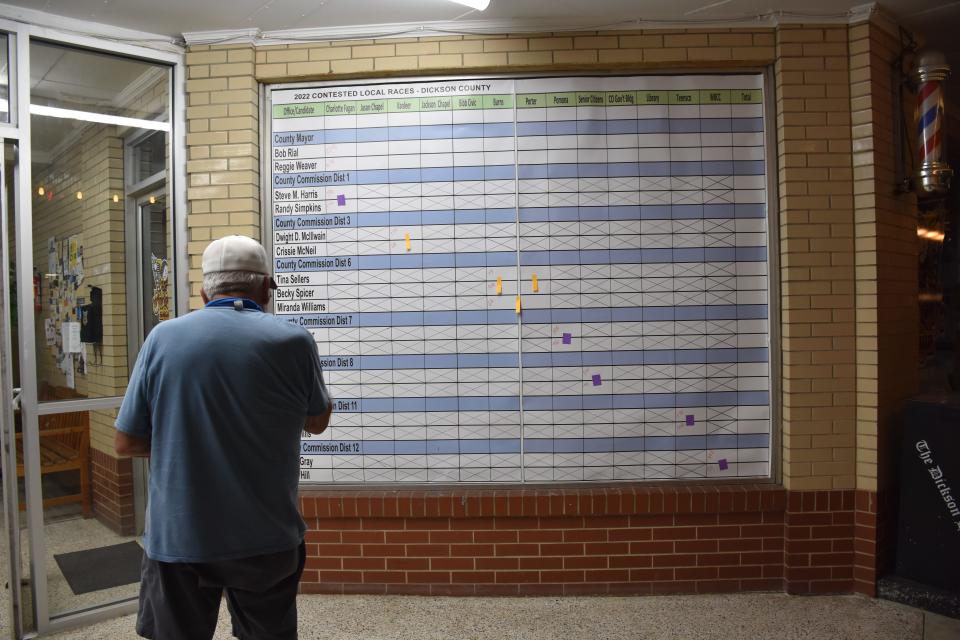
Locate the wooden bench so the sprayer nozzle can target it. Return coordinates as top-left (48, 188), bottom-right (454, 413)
top-left (15, 386), bottom-right (92, 517)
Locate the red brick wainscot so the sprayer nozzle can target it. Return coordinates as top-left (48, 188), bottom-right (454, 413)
top-left (90, 448), bottom-right (136, 536)
top-left (296, 485), bottom-right (876, 596)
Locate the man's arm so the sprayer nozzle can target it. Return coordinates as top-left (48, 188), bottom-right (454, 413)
top-left (115, 430), bottom-right (151, 457)
top-left (304, 402), bottom-right (333, 435)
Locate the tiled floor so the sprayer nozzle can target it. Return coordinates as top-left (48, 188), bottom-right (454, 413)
top-left (36, 591), bottom-right (960, 640)
top-left (0, 502), bottom-right (140, 635)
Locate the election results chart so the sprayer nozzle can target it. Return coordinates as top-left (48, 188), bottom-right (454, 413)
top-left (268, 74), bottom-right (771, 484)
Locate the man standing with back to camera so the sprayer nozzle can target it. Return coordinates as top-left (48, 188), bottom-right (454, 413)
top-left (115, 235), bottom-right (332, 640)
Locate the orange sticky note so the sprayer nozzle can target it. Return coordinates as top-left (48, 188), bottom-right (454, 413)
top-left (515, 295), bottom-right (522, 314)
top-left (532, 274), bottom-right (539, 292)
top-left (496, 276), bottom-right (502, 295)
top-left (404, 232), bottom-right (411, 251)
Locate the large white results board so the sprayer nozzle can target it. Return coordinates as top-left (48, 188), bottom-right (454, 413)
top-left (269, 74), bottom-right (771, 483)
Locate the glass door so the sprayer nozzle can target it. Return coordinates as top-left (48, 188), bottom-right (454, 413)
top-left (0, 18), bottom-right (182, 637)
top-left (1, 137), bottom-right (34, 639)
top-left (25, 40), bottom-right (173, 621)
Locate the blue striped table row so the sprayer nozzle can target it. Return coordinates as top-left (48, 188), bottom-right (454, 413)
top-left (272, 118), bottom-right (763, 145)
top-left (314, 347), bottom-right (767, 371)
top-left (331, 390), bottom-right (769, 413)
top-left (273, 161), bottom-right (765, 186)
top-left (272, 204), bottom-right (766, 230)
top-left (284, 303), bottom-right (767, 328)
top-left (291, 305), bottom-right (769, 329)
top-left (300, 433), bottom-right (769, 456)
top-left (274, 246), bottom-right (767, 273)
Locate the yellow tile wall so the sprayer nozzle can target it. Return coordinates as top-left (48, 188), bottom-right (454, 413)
top-left (775, 25), bottom-right (857, 490)
top-left (184, 21), bottom-right (915, 491)
top-left (186, 47), bottom-right (260, 301)
top-left (848, 21), bottom-right (919, 493)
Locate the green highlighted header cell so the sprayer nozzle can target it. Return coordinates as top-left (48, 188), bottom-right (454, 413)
top-left (546, 92), bottom-right (576, 107)
top-left (700, 89), bottom-right (730, 104)
top-left (388, 97), bottom-right (420, 113)
top-left (324, 101), bottom-right (357, 115)
top-left (419, 96), bottom-right (452, 111)
top-left (483, 95), bottom-right (514, 109)
top-left (606, 91), bottom-right (636, 106)
top-left (518, 93), bottom-right (546, 108)
top-left (732, 89), bottom-right (762, 104)
top-left (357, 99), bottom-right (387, 114)
top-left (576, 92), bottom-right (606, 106)
top-left (669, 91), bottom-right (698, 105)
top-left (638, 91), bottom-right (667, 104)
top-left (273, 102), bottom-right (323, 118)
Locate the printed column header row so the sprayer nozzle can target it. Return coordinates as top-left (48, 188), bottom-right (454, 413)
top-left (273, 89), bottom-right (763, 118)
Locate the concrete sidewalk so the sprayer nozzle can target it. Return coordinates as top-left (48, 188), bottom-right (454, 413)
top-left (43, 592), bottom-right (960, 640)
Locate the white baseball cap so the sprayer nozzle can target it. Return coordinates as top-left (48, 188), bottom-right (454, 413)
top-left (202, 235), bottom-right (270, 276)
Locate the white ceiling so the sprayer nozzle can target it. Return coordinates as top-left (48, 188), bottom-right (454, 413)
top-left (3, 0), bottom-right (957, 42)
top-left (4, 1), bottom-right (959, 75)
top-left (11, 0), bottom-right (960, 152)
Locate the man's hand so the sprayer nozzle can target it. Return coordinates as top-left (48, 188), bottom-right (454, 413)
top-left (115, 431), bottom-right (151, 457)
top-left (304, 402), bottom-right (333, 435)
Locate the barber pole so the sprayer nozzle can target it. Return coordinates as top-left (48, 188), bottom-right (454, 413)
top-left (912, 50), bottom-right (952, 194)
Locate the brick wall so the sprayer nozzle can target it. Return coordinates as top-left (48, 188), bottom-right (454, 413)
top-left (848, 18), bottom-right (920, 594)
top-left (783, 489), bottom-right (855, 593)
top-left (182, 15), bottom-right (922, 597)
top-left (849, 19), bottom-right (919, 494)
top-left (775, 25), bottom-right (857, 492)
top-left (90, 447), bottom-right (135, 536)
top-left (296, 486), bottom-right (873, 595)
top-left (185, 46), bottom-right (260, 302)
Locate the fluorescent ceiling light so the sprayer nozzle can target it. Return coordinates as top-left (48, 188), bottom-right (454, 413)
top-left (448, 0), bottom-right (490, 10)
top-left (30, 104), bottom-right (170, 132)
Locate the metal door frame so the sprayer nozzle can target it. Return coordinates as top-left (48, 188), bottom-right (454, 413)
top-left (0, 16), bottom-right (186, 638)
top-left (1, 121), bottom-right (26, 640)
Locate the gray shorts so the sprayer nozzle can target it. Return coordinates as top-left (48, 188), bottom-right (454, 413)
top-left (136, 542), bottom-right (306, 640)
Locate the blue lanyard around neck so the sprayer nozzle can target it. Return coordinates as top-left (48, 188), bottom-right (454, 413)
top-left (204, 297), bottom-right (263, 312)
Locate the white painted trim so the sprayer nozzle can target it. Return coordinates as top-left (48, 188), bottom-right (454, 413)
top-left (182, 28), bottom-right (261, 46)
top-left (183, 3), bottom-right (880, 47)
top-left (0, 2), bottom-right (183, 53)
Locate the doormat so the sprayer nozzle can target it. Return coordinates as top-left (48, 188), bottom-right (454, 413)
top-left (54, 541), bottom-right (143, 595)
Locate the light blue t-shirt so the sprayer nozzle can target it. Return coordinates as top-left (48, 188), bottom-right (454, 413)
top-left (116, 299), bottom-right (330, 562)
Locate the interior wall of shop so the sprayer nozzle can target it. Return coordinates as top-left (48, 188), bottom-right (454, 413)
top-left (178, 18), bottom-right (919, 596)
top-left (30, 71), bottom-right (170, 536)
top-left (31, 124), bottom-right (134, 533)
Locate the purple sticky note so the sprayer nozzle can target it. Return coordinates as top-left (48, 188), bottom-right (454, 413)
top-left (336, 194), bottom-right (346, 206)
top-left (718, 459), bottom-right (729, 471)
top-left (592, 374), bottom-right (601, 386)
top-left (562, 333), bottom-right (572, 344)
top-left (685, 414), bottom-right (695, 426)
